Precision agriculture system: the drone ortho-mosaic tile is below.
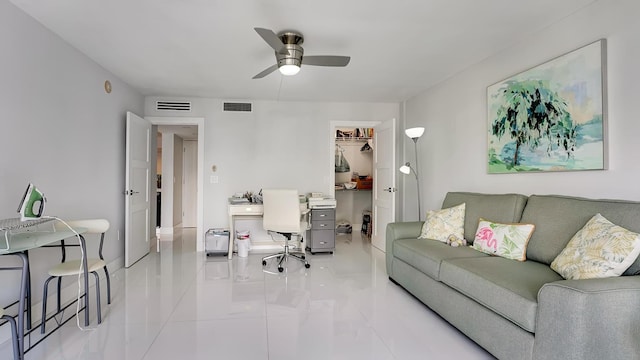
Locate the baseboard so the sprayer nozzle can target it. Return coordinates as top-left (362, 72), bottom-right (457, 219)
top-left (159, 226), bottom-right (174, 234)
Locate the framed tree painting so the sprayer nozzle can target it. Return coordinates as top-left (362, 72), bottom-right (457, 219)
top-left (487, 39), bottom-right (607, 173)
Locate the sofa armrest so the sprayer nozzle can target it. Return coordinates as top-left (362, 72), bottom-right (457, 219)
top-left (385, 221), bottom-right (423, 277)
top-left (534, 276), bottom-right (640, 360)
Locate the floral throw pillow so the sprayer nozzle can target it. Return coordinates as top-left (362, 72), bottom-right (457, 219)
top-left (551, 214), bottom-right (640, 280)
top-left (472, 219), bottom-right (535, 261)
top-left (418, 203), bottom-right (465, 242)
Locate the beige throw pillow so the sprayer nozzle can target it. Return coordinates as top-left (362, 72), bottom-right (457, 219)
top-left (418, 203), bottom-right (465, 242)
top-left (551, 213), bottom-right (640, 280)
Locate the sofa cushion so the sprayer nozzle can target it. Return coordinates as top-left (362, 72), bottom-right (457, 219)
top-left (418, 203), bottom-right (465, 242)
top-left (393, 238), bottom-right (487, 280)
top-left (441, 192), bottom-right (528, 243)
top-left (472, 219), bottom-right (535, 261)
top-left (520, 195), bottom-right (640, 275)
top-left (551, 213), bottom-right (640, 279)
top-left (440, 257), bottom-right (563, 333)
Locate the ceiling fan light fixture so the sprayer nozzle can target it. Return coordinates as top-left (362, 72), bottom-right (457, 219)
top-left (279, 64), bottom-right (301, 76)
top-left (252, 27), bottom-right (350, 79)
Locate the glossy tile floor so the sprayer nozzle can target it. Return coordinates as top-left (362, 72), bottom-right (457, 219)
top-left (2, 229), bottom-right (493, 360)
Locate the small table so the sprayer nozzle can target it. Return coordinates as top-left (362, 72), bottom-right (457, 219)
top-left (227, 203), bottom-right (263, 260)
top-left (227, 202), bottom-right (310, 260)
top-left (0, 219), bottom-right (88, 359)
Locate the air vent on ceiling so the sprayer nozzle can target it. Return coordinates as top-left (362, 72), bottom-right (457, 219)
top-left (156, 101), bottom-right (192, 112)
top-left (223, 102), bottom-right (252, 112)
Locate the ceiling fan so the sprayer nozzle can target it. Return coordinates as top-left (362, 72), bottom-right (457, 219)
top-left (252, 27), bottom-right (351, 79)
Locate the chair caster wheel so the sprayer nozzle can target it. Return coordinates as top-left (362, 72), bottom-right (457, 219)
top-left (301, 255), bottom-right (306, 259)
top-left (262, 260), bottom-right (267, 266)
top-left (278, 267), bottom-right (284, 272)
top-left (305, 263), bottom-right (311, 269)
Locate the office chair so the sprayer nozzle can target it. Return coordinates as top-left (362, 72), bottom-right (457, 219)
top-left (261, 189), bottom-right (311, 272)
top-left (1, 308), bottom-right (19, 360)
top-left (41, 219), bottom-right (110, 333)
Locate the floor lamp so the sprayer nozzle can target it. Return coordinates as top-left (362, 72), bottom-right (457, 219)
top-left (399, 127), bottom-right (425, 220)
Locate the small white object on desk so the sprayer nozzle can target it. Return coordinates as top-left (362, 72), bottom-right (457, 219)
top-left (308, 197), bottom-right (337, 209)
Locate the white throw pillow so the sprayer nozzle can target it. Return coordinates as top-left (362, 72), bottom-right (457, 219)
top-left (551, 213), bottom-right (640, 280)
top-left (472, 219), bottom-right (535, 261)
top-left (418, 203), bottom-right (465, 243)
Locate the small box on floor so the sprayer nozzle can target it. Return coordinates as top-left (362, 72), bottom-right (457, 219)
top-left (205, 229), bottom-right (229, 256)
top-left (336, 221), bottom-right (352, 234)
top-left (362, 210), bottom-right (372, 237)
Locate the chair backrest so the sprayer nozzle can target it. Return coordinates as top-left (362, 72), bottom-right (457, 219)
top-left (54, 219), bottom-right (110, 234)
top-left (262, 189), bottom-right (301, 234)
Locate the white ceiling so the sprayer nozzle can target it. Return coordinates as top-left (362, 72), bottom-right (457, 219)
top-left (10, 0), bottom-right (597, 102)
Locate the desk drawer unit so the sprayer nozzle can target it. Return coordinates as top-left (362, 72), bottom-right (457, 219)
top-left (307, 208), bottom-right (336, 254)
top-left (231, 205), bottom-right (263, 215)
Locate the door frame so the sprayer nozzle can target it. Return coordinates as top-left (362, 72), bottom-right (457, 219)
top-left (147, 116), bottom-right (205, 252)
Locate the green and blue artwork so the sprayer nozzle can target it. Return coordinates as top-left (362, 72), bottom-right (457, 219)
top-left (487, 40), bottom-right (606, 173)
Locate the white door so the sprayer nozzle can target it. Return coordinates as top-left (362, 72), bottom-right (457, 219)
top-left (182, 140), bottom-right (197, 227)
top-left (125, 111), bottom-right (151, 267)
top-left (372, 118), bottom-right (396, 251)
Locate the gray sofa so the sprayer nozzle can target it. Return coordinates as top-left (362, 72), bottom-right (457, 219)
top-left (386, 192), bottom-right (640, 360)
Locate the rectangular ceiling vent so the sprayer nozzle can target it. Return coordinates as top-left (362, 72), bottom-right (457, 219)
top-left (223, 102), bottom-right (252, 113)
top-left (156, 101), bottom-right (191, 112)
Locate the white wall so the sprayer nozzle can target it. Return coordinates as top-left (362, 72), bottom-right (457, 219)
top-left (145, 98), bottom-right (399, 236)
top-left (0, 0), bottom-right (144, 307)
top-left (402, 0), bottom-right (640, 219)
top-left (173, 134), bottom-right (184, 227)
top-left (160, 133), bottom-right (174, 231)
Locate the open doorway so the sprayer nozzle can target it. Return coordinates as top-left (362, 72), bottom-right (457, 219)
top-left (147, 116), bottom-right (205, 252)
top-left (329, 121), bottom-right (380, 242)
top-left (328, 119), bottom-right (396, 251)
top-left (156, 125), bottom-right (198, 235)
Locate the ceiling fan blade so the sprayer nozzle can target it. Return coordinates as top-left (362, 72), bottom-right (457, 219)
top-left (254, 28), bottom-right (290, 55)
top-left (302, 55), bottom-right (351, 67)
top-left (252, 64), bottom-right (279, 79)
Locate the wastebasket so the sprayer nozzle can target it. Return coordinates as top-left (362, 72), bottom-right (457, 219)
top-left (236, 230), bottom-right (250, 258)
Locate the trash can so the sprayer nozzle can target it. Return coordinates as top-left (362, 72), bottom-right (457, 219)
top-left (236, 230), bottom-right (250, 258)
top-left (205, 229), bottom-right (229, 257)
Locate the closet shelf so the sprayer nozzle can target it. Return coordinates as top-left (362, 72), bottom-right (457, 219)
top-left (335, 137), bottom-right (371, 142)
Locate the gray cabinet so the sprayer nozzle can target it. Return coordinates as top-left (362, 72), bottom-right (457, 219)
top-left (307, 208), bottom-right (336, 254)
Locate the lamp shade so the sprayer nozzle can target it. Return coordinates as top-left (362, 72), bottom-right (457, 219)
top-left (279, 64), bottom-right (300, 76)
top-left (399, 165), bottom-right (411, 174)
top-left (405, 127), bottom-right (425, 139)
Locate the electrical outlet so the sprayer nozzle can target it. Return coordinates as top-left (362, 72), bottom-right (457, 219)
top-left (210, 175), bottom-right (219, 184)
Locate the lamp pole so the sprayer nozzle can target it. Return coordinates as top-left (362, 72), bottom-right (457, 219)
top-left (411, 138), bottom-right (422, 220)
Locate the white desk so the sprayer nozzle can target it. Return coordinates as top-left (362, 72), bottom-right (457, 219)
top-left (227, 203), bottom-right (309, 260)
